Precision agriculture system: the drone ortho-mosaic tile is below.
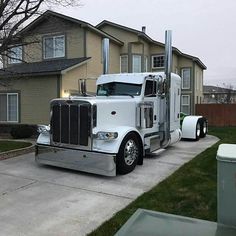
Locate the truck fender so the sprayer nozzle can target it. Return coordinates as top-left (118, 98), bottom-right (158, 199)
top-left (181, 115), bottom-right (202, 140)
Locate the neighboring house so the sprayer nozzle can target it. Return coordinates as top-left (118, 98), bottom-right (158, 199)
top-left (0, 10), bottom-right (206, 125)
top-left (203, 85), bottom-right (236, 104)
top-left (96, 21), bottom-right (206, 115)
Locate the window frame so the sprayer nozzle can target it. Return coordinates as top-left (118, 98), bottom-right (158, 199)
top-left (120, 55), bottom-right (128, 73)
top-left (144, 56), bottom-right (148, 72)
top-left (43, 34), bottom-right (65, 60)
top-left (0, 93), bottom-right (19, 123)
top-left (144, 79), bottom-right (157, 97)
top-left (8, 45), bottom-right (23, 64)
top-left (132, 54), bottom-right (142, 73)
top-left (181, 68), bottom-right (191, 90)
top-left (181, 95), bottom-right (190, 114)
top-left (151, 54), bottom-right (165, 69)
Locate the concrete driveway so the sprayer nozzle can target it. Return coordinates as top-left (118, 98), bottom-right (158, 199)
top-left (0, 136), bottom-right (218, 236)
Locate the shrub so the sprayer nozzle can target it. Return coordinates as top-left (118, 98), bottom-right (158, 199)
top-left (10, 125), bottom-right (34, 139)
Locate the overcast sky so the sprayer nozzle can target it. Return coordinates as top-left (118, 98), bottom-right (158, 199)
top-left (56, 0), bottom-right (236, 87)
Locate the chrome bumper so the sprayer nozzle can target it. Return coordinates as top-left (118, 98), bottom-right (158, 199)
top-left (35, 144), bottom-right (116, 176)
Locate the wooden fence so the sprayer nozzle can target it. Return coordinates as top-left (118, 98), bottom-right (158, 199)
top-left (196, 104), bottom-right (236, 127)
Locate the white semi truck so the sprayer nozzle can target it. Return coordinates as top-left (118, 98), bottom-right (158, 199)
top-left (36, 31), bottom-right (207, 176)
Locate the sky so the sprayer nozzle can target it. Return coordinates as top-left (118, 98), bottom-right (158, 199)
top-left (55, 0), bottom-right (236, 87)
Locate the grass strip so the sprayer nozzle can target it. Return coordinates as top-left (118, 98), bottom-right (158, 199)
top-left (0, 140), bottom-right (32, 153)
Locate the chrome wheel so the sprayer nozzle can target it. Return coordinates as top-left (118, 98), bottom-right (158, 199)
top-left (124, 139), bottom-right (138, 166)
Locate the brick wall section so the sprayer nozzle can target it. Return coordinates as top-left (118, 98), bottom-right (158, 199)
top-left (196, 104), bottom-right (236, 127)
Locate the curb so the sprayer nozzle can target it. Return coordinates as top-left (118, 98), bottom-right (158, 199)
top-left (0, 141), bottom-right (35, 161)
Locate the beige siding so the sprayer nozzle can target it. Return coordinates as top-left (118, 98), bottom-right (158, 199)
top-left (131, 43), bottom-right (143, 54)
top-left (194, 63), bottom-right (204, 103)
top-left (86, 30), bottom-right (121, 77)
top-left (23, 35), bottom-right (42, 62)
top-left (86, 31), bottom-right (103, 77)
top-left (0, 76), bottom-right (58, 124)
top-left (150, 44), bottom-right (165, 55)
top-left (61, 64), bottom-right (96, 95)
top-left (99, 25), bottom-right (138, 53)
top-left (109, 42), bottom-right (121, 74)
top-left (66, 27), bottom-right (85, 59)
top-left (178, 57), bottom-right (193, 68)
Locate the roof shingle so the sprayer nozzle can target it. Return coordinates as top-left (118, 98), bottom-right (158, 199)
top-left (0, 57), bottom-right (90, 78)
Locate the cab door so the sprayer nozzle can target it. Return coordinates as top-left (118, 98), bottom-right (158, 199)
top-left (142, 78), bottom-right (160, 152)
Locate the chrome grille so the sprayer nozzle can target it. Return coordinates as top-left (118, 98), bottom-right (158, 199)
top-left (50, 100), bottom-right (91, 149)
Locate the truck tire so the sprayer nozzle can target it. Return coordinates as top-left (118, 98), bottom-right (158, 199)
top-left (199, 117), bottom-right (208, 138)
top-left (116, 133), bottom-right (140, 175)
top-left (195, 120), bottom-right (201, 141)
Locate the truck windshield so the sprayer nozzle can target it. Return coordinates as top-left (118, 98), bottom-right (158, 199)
top-left (97, 82), bottom-right (142, 97)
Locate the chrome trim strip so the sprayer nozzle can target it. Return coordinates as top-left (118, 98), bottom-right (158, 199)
top-left (35, 144), bottom-right (116, 177)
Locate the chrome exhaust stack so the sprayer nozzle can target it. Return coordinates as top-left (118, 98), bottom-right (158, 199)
top-left (163, 30), bottom-right (172, 146)
top-left (102, 38), bottom-right (110, 74)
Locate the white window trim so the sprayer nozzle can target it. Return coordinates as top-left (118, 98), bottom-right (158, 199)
top-left (144, 56), bottom-right (148, 72)
top-left (181, 68), bottom-right (191, 89)
top-left (43, 35), bottom-right (65, 59)
top-left (132, 55), bottom-right (141, 73)
top-left (151, 55), bottom-right (165, 69)
top-left (181, 95), bottom-right (190, 114)
top-left (0, 93), bottom-right (19, 123)
top-left (8, 46), bottom-right (23, 64)
top-left (181, 95), bottom-right (190, 105)
top-left (120, 55), bottom-right (128, 73)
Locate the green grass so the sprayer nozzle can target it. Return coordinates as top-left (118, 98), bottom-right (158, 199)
top-left (0, 140), bottom-right (32, 153)
top-left (88, 127), bottom-right (236, 236)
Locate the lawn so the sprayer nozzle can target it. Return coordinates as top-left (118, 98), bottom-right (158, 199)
top-left (0, 140), bottom-right (32, 153)
top-left (88, 127), bottom-right (236, 236)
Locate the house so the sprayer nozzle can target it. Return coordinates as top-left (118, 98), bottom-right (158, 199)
top-left (203, 85), bottom-right (236, 103)
top-left (96, 21), bottom-right (207, 115)
top-left (0, 10), bottom-right (206, 125)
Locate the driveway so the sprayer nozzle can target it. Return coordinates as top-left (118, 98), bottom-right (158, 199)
top-left (0, 136), bottom-right (218, 236)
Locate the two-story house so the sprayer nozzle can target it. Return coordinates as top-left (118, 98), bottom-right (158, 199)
top-left (0, 10), bottom-right (206, 126)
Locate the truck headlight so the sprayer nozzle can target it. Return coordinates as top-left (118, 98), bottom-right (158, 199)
top-left (38, 125), bottom-right (50, 134)
top-left (95, 132), bottom-right (118, 140)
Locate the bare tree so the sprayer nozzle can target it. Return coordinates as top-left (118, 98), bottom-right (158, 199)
top-left (0, 0), bottom-right (77, 62)
top-left (223, 83), bottom-right (235, 104)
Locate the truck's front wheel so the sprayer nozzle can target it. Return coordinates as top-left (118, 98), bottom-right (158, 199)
top-left (116, 133), bottom-right (140, 175)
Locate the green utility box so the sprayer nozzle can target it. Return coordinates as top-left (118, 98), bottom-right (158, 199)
top-left (217, 144), bottom-right (236, 227)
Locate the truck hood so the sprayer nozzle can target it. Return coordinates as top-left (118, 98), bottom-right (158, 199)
top-left (94, 97), bottom-right (138, 130)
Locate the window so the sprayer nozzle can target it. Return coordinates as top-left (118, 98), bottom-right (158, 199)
top-left (181, 95), bottom-right (190, 114)
top-left (9, 46), bottom-right (22, 64)
top-left (120, 55), bottom-right (128, 73)
top-left (43, 35), bottom-right (65, 59)
top-left (152, 55), bottom-right (164, 69)
top-left (145, 80), bottom-right (157, 97)
top-left (0, 93), bottom-right (18, 122)
top-left (132, 55), bottom-right (141, 73)
top-left (181, 68), bottom-right (191, 89)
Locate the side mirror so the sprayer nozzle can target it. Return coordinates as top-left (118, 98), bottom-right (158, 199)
top-left (79, 79), bottom-right (87, 96)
